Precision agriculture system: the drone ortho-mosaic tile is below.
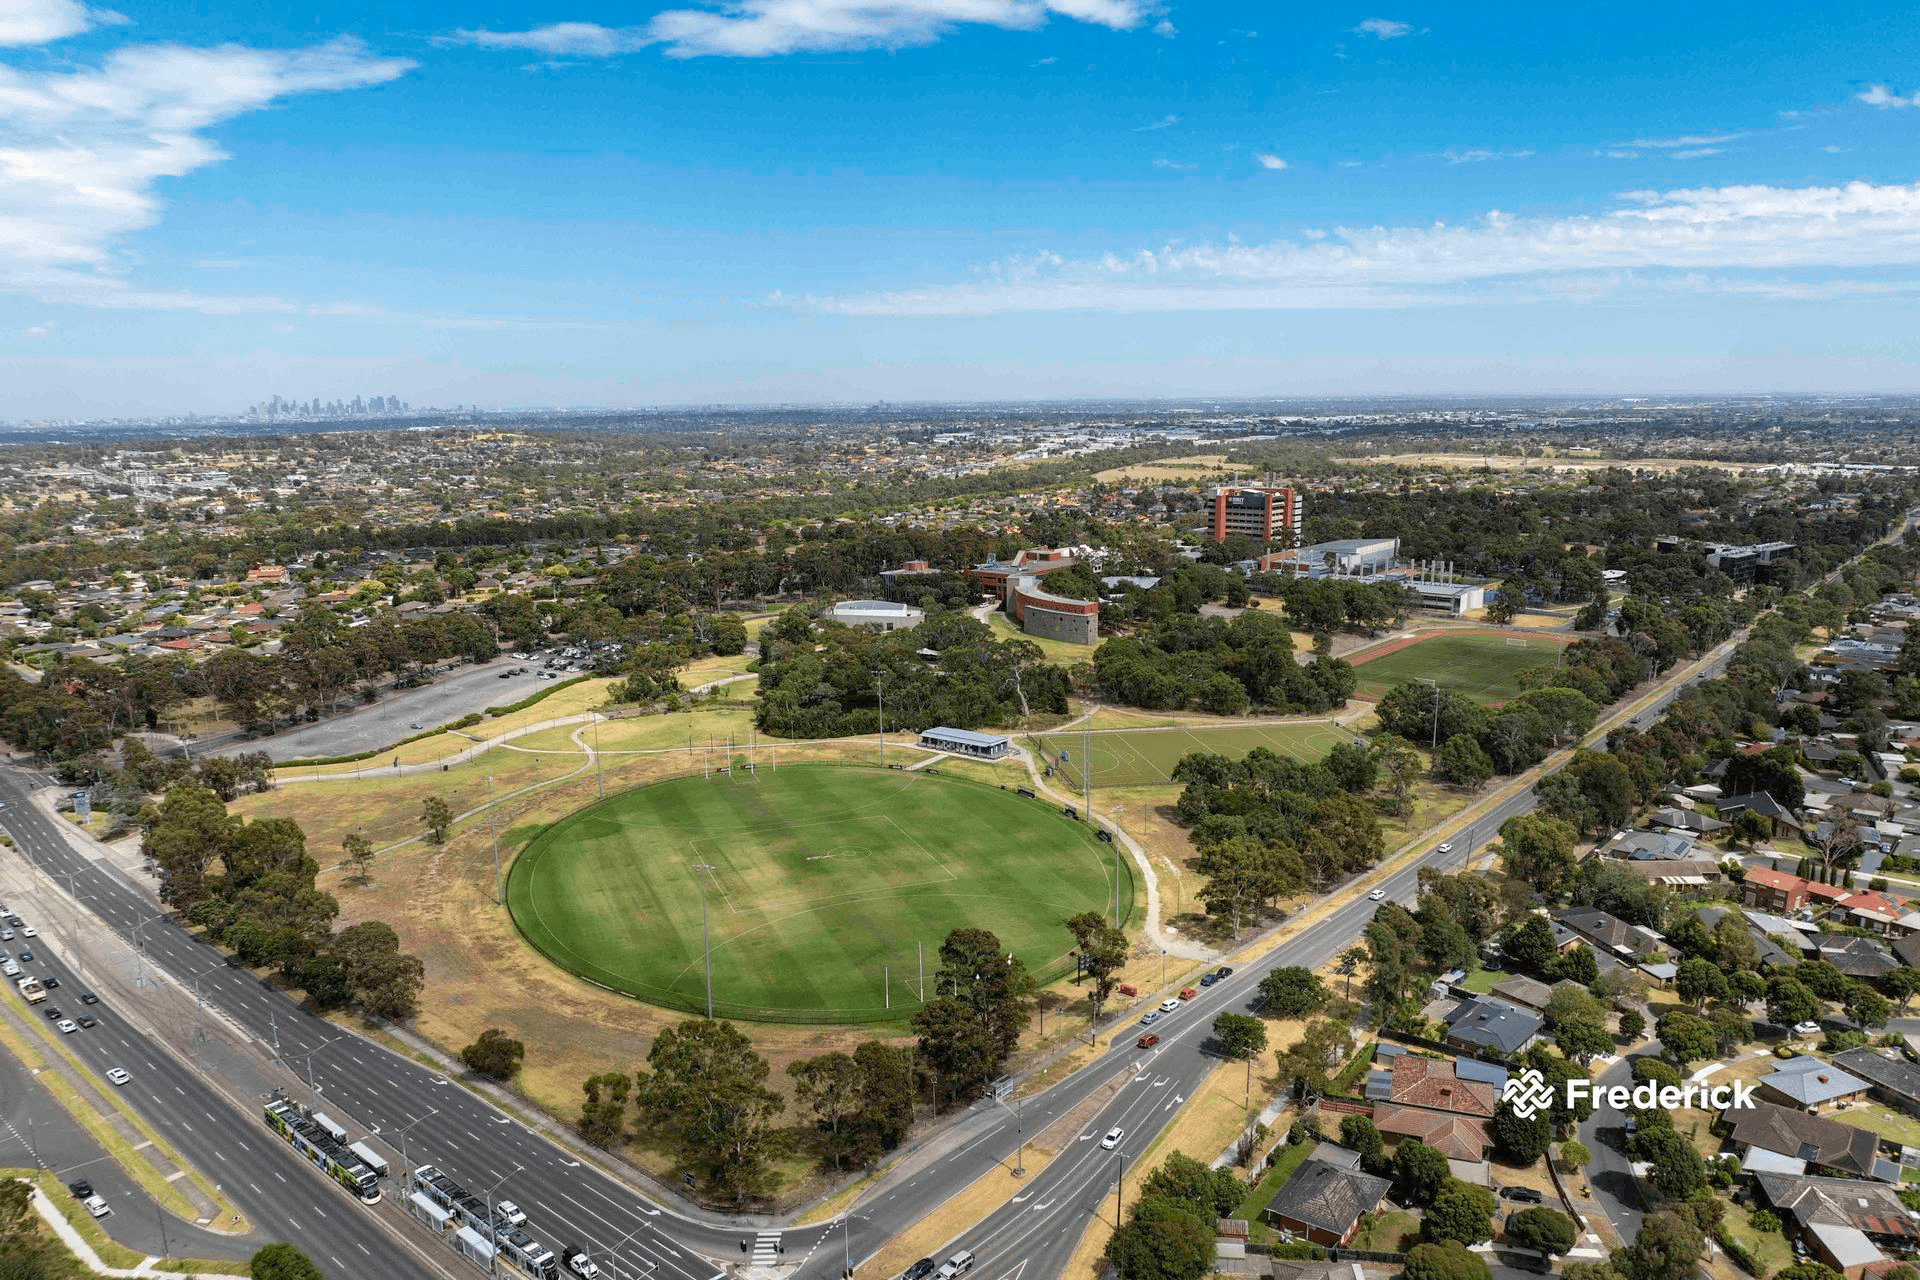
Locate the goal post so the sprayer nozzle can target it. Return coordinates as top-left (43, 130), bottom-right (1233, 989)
top-left (1505, 637), bottom-right (1529, 648)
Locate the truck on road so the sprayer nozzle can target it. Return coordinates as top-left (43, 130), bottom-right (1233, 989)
top-left (17, 976), bottom-right (45, 1004)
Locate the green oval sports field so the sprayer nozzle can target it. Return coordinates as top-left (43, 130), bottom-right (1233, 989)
top-left (505, 764), bottom-right (1130, 1022)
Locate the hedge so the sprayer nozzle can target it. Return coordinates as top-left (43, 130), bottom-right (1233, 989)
top-left (485, 674), bottom-right (591, 717)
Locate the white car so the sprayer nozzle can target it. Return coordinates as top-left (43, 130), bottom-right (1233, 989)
top-left (496, 1200), bottom-right (526, 1226)
top-left (1435, 842), bottom-right (1454, 855)
top-left (1792, 1021), bottom-right (1822, 1037)
top-left (56, 1019), bottom-right (76, 1034)
top-left (82, 1194), bottom-right (110, 1219)
top-left (1158, 998), bottom-right (1180, 1013)
top-left (21, 927), bottom-right (35, 938)
top-left (105, 1068), bottom-right (130, 1086)
top-left (1367, 888), bottom-right (1386, 901)
top-left (1101, 1127), bottom-right (1125, 1150)
top-left (563, 1246), bottom-right (599, 1278)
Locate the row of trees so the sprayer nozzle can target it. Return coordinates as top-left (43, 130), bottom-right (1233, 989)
top-left (142, 783), bottom-right (426, 1020)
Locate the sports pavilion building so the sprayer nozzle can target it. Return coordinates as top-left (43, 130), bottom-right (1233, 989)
top-left (918, 727), bottom-right (1011, 759)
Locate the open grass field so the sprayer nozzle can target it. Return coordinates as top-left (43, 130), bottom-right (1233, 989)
top-left (506, 763), bottom-right (1130, 1022)
top-left (1349, 630), bottom-right (1569, 705)
top-left (1030, 721), bottom-right (1349, 790)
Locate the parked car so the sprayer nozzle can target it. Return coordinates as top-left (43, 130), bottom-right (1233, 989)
top-left (1199, 973), bottom-right (1220, 987)
top-left (82, 1195), bottom-right (110, 1219)
top-left (1500, 1186), bottom-right (1544, 1204)
top-left (1177, 988), bottom-right (1197, 1001)
top-left (1792, 1020), bottom-right (1822, 1036)
top-left (904, 1260), bottom-right (938, 1280)
top-left (67, 1179), bottom-right (91, 1199)
top-left (1139, 1010), bottom-right (1161, 1026)
top-left (1212, 966), bottom-right (1233, 979)
top-left (1158, 998), bottom-right (1180, 1013)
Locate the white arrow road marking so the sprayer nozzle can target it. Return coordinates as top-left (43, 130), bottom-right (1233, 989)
top-left (997, 1261), bottom-right (1028, 1279)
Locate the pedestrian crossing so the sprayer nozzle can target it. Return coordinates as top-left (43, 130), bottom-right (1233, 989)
top-left (753, 1231), bottom-right (780, 1265)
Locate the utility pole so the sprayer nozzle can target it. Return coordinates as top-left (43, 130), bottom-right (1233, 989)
top-left (876, 675), bottom-right (887, 767)
top-left (692, 864), bottom-right (716, 1017)
top-left (1418, 676), bottom-right (1441, 749)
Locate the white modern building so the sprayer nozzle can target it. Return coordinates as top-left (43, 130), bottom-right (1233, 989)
top-left (828, 600), bottom-right (925, 632)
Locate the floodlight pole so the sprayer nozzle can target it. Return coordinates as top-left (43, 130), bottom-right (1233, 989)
top-left (1417, 676), bottom-right (1440, 749)
top-left (692, 864), bottom-right (716, 1017)
top-left (875, 676), bottom-right (887, 767)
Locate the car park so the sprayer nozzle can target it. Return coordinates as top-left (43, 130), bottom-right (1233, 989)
top-left (1101, 1127), bottom-right (1125, 1150)
top-left (82, 1195), bottom-right (110, 1219)
top-left (105, 1068), bottom-right (130, 1086)
top-left (1137, 1033), bottom-right (1160, 1049)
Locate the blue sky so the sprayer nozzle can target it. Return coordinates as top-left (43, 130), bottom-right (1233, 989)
top-left (1, 0), bottom-right (1918, 415)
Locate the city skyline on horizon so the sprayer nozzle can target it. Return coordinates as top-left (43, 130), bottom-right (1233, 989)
top-left (1, 0), bottom-right (1917, 417)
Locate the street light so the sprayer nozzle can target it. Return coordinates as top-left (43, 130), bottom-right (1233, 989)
top-left (392, 1107), bottom-right (439, 1176)
top-left (482, 1163), bottom-right (524, 1278)
top-left (1415, 676), bottom-right (1441, 749)
top-left (691, 864), bottom-right (716, 1018)
top-left (599, 1223), bottom-right (655, 1280)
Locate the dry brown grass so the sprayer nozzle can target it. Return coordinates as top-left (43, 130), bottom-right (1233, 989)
top-left (1092, 454), bottom-right (1237, 483)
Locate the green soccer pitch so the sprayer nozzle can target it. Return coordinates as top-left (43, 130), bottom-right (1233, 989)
top-left (505, 764), bottom-right (1131, 1023)
top-left (1350, 631), bottom-right (1570, 705)
top-left (1030, 722), bottom-right (1348, 791)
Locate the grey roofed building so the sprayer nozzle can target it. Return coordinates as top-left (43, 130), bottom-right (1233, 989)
top-left (1443, 998), bottom-right (1543, 1055)
top-left (1552, 907), bottom-right (1668, 962)
top-left (1894, 932), bottom-right (1920, 969)
top-left (1697, 906), bottom-right (1801, 968)
top-left (1815, 935), bottom-right (1898, 980)
top-left (1722, 1099), bottom-right (1889, 1180)
top-left (1833, 1047), bottom-right (1920, 1112)
top-left (1752, 1171), bottom-right (1920, 1242)
top-left (1260, 1153), bottom-right (1392, 1244)
top-left (1757, 1059), bottom-right (1873, 1111)
top-left (1606, 829), bottom-right (1701, 861)
top-left (1645, 806), bottom-right (1729, 835)
top-left (916, 726), bottom-right (1010, 758)
top-left (1488, 976), bottom-right (1554, 1011)
top-left (1743, 909), bottom-right (1818, 951)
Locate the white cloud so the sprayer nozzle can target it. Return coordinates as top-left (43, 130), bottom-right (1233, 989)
top-left (1135, 113), bottom-right (1179, 130)
top-left (1351, 18), bottom-right (1410, 38)
top-left (1444, 146), bottom-right (1533, 163)
top-left (1670, 147), bottom-right (1721, 159)
top-left (1625, 131), bottom-right (1744, 148)
top-left (1605, 149), bottom-right (1641, 160)
top-left (0, 37), bottom-right (413, 313)
top-left (1254, 153), bottom-right (1287, 170)
top-left (453, 0), bottom-right (1155, 60)
top-left (1859, 84), bottom-right (1920, 109)
top-left (1152, 157), bottom-right (1196, 170)
top-left (22, 321), bottom-right (54, 338)
top-left (0, 0), bottom-right (124, 47)
top-left (1152, 18), bottom-right (1175, 36)
top-left (1824, 144), bottom-right (1845, 154)
top-left (810, 179), bottom-right (1920, 315)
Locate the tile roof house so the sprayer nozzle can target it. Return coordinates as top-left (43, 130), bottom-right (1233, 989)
top-left (1385, 1056), bottom-right (1497, 1115)
top-left (1721, 1099), bottom-right (1892, 1181)
top-left (1757, 1057), bottom-right (1875, 1113)
top-left (1838, 891), bottom-right (1906, 934)
top-left (1486, 977), bottom-right (1554, 1012)
top-left (1261, 1149), bottom-right (1393, 1246)
top-left (1832, 1048), bottom-right (1920, 1118)
top-left (1370, 1106), bottom-right (1492, 1160)
top-left (1741, 868), bottom-right (1850, 914)
top-left (1815, 936), bottom-right (1899, 980)
top-left (1753, 1173), bottom-right (1920, 1279)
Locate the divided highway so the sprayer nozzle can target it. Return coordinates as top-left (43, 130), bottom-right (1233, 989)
top-left (0, 630), bottom-right (1738, 1280)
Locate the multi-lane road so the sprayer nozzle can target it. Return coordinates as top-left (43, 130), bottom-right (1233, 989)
top-left (0, 621), bottom-right (1752, 1280)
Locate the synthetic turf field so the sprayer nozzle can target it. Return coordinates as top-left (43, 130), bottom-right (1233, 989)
top-left (506, 764), bottom-right (1128, 1023)
top-left (1349, 631), bottom-right (1569, 705)
top-left (1030, 722), bottom-right (1348, 791)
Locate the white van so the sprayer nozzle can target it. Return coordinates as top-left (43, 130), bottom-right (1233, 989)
top-left (937, 1250), bottom-right (975, 1278)
top-left (309, 1112), bottom-right (349, 1145)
